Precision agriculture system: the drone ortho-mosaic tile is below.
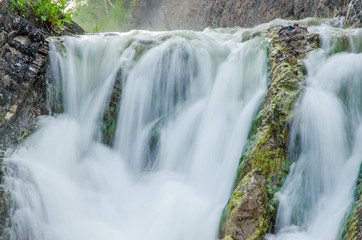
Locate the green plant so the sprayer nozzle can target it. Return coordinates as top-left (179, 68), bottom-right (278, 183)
top-left (129, 0), bottom-right (136, 9)
top-left (72, 0), bottom-right (132, 33)
top-left (211, 18), bottom-right (219, 28)
top-left (9, 0), bottom-right (72, 33)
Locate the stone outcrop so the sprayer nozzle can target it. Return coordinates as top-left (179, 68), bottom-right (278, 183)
top-left (0, 0), bottom-right (49, 150)
top-left (129, 0), bottom-right (362, 30)
top-left (221, 170), bottom-right (267, 240)
top-left (0, 0), bottom-right (83, 237)
top-left (219, 24), bottom-right (319, 240)
top-left (345, 0), bottom-right (362, 28)
top-left (128, 0), bottom-right (209, 30)
top-left (1, 0), bottom-right (362, 239)
top-left (0, 0), bottom-right (84, 150)
top-left (343, 165), bottom-right (362, 240)
top-left (206, 0), bottom-right (350, 28)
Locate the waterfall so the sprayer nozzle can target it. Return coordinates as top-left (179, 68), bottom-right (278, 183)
top-left (267, 28), bottom-right (362, 240)
top-left (3, 22), bottom-right (362, 240)
top-left (3, 30), bottom-right (268, 240)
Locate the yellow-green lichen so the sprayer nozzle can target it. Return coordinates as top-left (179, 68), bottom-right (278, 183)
top-left (219, 25), bottom-right (319, 240)
top-left (222, 236), bottom-right (234, 240)
top-left (343, 162), bottom-right (362, 240)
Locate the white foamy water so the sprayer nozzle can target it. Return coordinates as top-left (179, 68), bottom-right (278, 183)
top-left (3, 30), bottom-right (268, 240)
top-left (267, 28), bottom-right (362, 240)
top-left (4, 21), bottom-right (362, 240)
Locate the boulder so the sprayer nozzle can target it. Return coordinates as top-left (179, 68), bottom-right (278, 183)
top-left (345, 0), bottom-right (362, 28)
top-left (219, 25), bottom-right (319, 240)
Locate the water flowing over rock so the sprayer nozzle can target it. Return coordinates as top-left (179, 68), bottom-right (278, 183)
top-left (2, 29), bottom-right (270, 240)
top-left (343, 165), bottom-right (362, 240)
top-left (0, 0), bottom-right (49, 150)
top-left (1, 1), bottom-right (362, 239)
top-left (267, 25), bottom-right (362, 240)
top-left (219, 24), bottom-right (319, 240)
top-left (0, 0), bottom-right (83, 237)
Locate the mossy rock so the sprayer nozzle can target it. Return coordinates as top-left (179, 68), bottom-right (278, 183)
top-left (101, 68), bottom-right (123, 146)
top-left (343, 162), bottom-right (362, 240)
top-left (219, 24), bottom-right (319, 240)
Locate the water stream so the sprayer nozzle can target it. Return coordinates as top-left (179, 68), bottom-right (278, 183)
top-left (267, 27), bottom-right (362, 240)
top-left (3, 30), bottom-right (268, 240)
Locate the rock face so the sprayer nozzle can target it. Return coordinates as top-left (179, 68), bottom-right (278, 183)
top-left (0, 0), bottom-right (49, 150)
top-left (206, 0), bottom-right (350, 28)
top-left (345, 0), bottom-right (362, 27)
top-left (221, 170), bottom-right (267, 240)
top-left (128, 0), bottom-right (209, 30)
top-left (1, 0), bottom-right (361, 239)
top-left (129, 0), bottom-right (362, 30)
top-left (0, 0), bottom-right (84, 150)
top-left (219, 25), bottom-right (319, 240)
top-left (0, 0), bottom-right (83, 237)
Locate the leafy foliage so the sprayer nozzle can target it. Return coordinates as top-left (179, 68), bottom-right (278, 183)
top-left (9, 0), bottom-right (72, 33)
top-left (70, 0), bottom-right (134, 33)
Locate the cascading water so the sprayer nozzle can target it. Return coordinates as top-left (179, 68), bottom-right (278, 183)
top-left (267, 28), bottom-right (362, 240)
top-left (3, 30), bottom-right (268, 240)
top-left (3, 20), bottom-right (362, 240)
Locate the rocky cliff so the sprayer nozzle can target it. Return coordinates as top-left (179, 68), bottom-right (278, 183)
top-left (129, 0), bottom-right (362, 30)
top-left (0, 0), bottom-right (83, 151)
top-left (0, 0), bottom-right (83, 237)
top-left (128, 0), bottom-right (209, 30)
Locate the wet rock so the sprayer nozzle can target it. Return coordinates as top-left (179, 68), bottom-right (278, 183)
top-left (0, 0), bottom-right (84, 150)
top-left (206, 0), bottom-right (350, 28)
top-left (345, 0), bottom-right (362, 28)
top-left (128, 0), bottom-right (209, 30)
top-left (129, 0), bottom-right (360, 30)
top-left (101, 68), bottom-right (123, 146)
top-left (219, 25), bottom-right (319, 240)
top-left (0, 0), bottom-right (49, 150)
top-left (343, 164), bottom-right (362, 240)
top-left (0, 1), bottom-right (83, 238)
top-left (222, 170), bottom-right (267, 240)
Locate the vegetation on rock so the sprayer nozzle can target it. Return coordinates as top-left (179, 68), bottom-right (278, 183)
top-left (0, 0), bottom-right (84, 236)
top-left (343, 163), bottom-right (362, 240)
top-left (219, 24), bottom-right (319, 240)
top-left (101, 69), bottom-right (123, 146)
top-left (70, 0), bottom-right (136, 32)
top-left (9, 0), bottom-right (72, 33)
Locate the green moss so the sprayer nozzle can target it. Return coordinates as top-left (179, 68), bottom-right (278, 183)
top-left (328, 34), bottom-right (351, 55)
top-left (218, 205), bottom-right (228, 237)
top-left (133, 41), bottom-right (155, 61)
top-left (227, 184), bottom-right (243, 213)
top-left (101, 69), bottom-right (123, 146)
top-left (219, 25), bottom-right (319, 240)
top-left (354, 162), bottom-right (362, 200)
top-left (16, 128), bottom-right (32, 144)
top-left (343, 200), bottom-right (361, 240)
top-left (343, 162), bottom-right (362, 240)
top-left (222, 236), bottom-right (234, 240)
top-left (248, 211), bottom-right (269, 240)
top-left (224, 175), bottom-right (250, 227)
